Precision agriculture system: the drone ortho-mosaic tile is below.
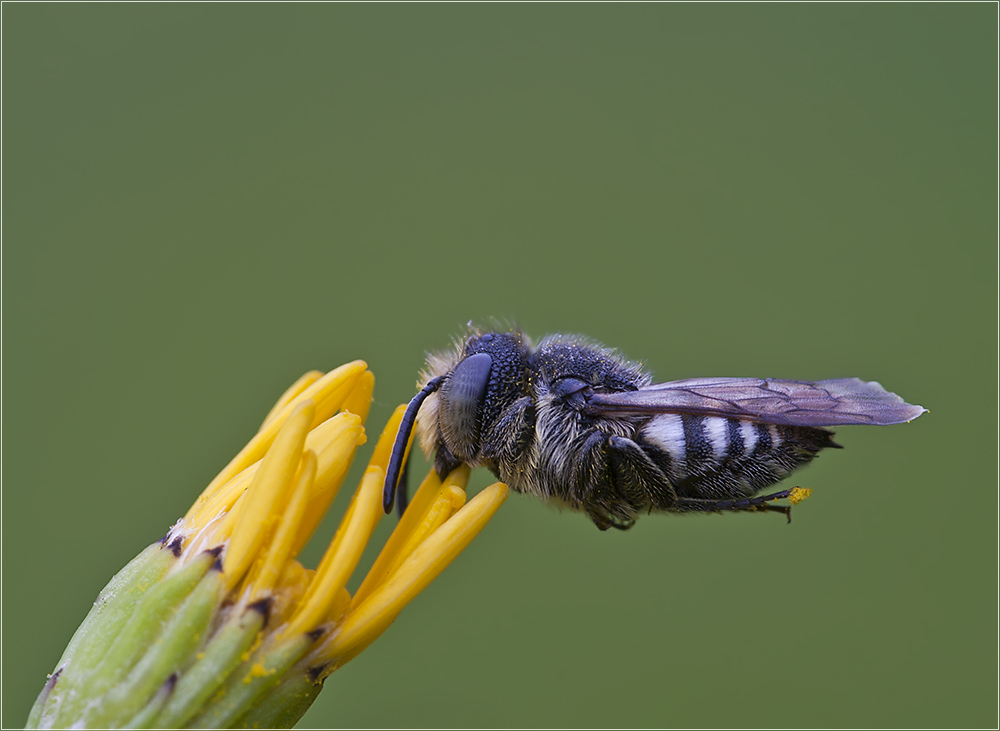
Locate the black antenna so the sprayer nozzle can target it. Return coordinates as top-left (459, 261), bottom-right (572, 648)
top-left (383, 376), bottom-right (445, 513)
top-left (395, 454), bottom-right (412, 518)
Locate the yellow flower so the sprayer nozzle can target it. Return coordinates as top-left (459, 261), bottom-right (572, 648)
top-left (26, 362), bottom-right (508, 729)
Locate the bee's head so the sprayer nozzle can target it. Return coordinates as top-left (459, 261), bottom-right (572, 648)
top-left (432, 331), bottom-right (529, 463)
top-left (383, 327), bottom-right (531, 514)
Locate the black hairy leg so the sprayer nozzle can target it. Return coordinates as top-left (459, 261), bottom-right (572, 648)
top-left (670, 489), bottom-right (799, 523)
top-left (606, 435), bottom-right (676, 510)
top-left (581, 434), bottom-right (672, 531)
top-left (584, 505), bottom-right (636, 531)
top-left (479, 396), bottom-right (536, 467)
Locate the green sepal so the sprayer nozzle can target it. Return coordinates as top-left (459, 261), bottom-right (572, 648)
top-left (81, 565), bottom-right (224, 728)
top-left (26, 540), bottom-right (178, 729)
top-left (39, 549), bottom-right (216, 728)
top-left (120, 672), bottom-right (178, 729)
top-left (24, 668), bottom-right (62, 730)
top-left (182, 632), bottom-right (316, 729)
top-left (56, 541), bottom-right (177, 672)
top-left (152, 601), bottom-right (267, 728)
top-left (234, 670), bottom-right (323, 729)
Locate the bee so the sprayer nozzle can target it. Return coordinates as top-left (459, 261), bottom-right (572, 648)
top-left (382, 327), bottom-right (926, 530)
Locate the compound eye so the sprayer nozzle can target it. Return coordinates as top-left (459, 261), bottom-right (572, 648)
top-left (438, 352), bottom-right (493, 462)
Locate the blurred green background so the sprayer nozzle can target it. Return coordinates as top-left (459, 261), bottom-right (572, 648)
top-left (3, 4), bottom-right (995, 728)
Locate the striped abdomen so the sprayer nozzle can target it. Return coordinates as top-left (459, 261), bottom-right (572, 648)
top-left (638, 414), bottom-right (838, 506)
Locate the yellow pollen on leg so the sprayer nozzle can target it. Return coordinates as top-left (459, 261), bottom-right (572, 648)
top-left (789, 487), bottom-right (813, 505)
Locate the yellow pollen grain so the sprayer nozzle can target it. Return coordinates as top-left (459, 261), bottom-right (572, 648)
top-left (222, 402), bottom-right (314, 590)
top-left (185, 361), bottom-right (366, 522)
top-left (323, 482), bottom-right (508, 662)
top-left (789, 487), bottom-right (813, 505)
top-left (245, 662), bottom-right (270, 682)
top-left (260, 371), bottom-right (325, 430)
top-left (283, 466), bottom-right (385, 638)
top-left (240, 628), bottom-right (264, 663)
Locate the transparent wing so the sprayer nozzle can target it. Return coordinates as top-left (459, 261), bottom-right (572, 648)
top-left (584, 377), bottom-right (926, 426)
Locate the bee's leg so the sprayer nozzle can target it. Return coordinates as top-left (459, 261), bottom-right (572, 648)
top-left (479, 396), bottom-right (535, 465)
top-left (579, 435), bottom-right (665, 531)
top-left (608, 516), bottom-right (636, 531)
top-left (580, 501), bottom-right (636, 531)
top-left (606, 435), bottom-right (677, 511)
top-left (585, 508), bottom-right (615, 531)
top-left (585, 510), bottom-right (636, 531)
top-left (672, 490), bottom-right (797, 523)
top-left (573, 432), bottom-right (619, 529)
top-left (433, 442), bottom-right (463, 480)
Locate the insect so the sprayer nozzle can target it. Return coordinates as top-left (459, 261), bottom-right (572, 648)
top-left (382, 328), bottom-right (926, 531)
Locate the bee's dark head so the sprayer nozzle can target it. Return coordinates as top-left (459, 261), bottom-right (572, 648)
top-left (384, 327), bottom-right (532, 514)
top-left (433, 331), bottom-right (530, 463)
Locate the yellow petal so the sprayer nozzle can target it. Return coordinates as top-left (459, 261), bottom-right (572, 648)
top-left (249, 451), bottom-right (317, 601)
top-left (271, 405), bottom-right (409, 636)
top-left (290, 417), bottom-right (367, 558)
top-left (321, 482), bottom-right (508, 664)
top-left (222, 402), bottom-right (314, 590)
top-left (187, 413), bottom-right (364, 543)
top-left (351, 465), bottom-right (469, 608)
top-left (325, 587), bottom-right (352, 627)
top-left (184, 361), bottom-right (366, 523)
top-left (260, 371), bottom-right (324, 431)
top-left (282, 466), bottom-right (384, 638)
top-left (306, 369), bottom-right (372, 433)
top-left (268, 561), bottom-right (316, 628)
top-left (339, 370), bottom-right (374, 424)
